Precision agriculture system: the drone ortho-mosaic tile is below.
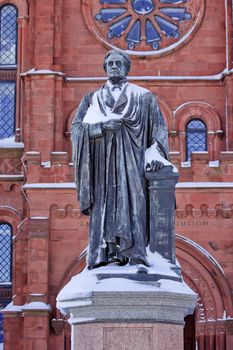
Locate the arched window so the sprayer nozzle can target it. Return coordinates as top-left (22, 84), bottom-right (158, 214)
top-left (0, 223), bottom-right (13, 284)
top-left (186, 119), bottom-right (207, 161)
top-left (0, 4), bottom-right (17, 140)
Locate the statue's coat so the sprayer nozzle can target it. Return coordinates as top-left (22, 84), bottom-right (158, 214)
top-left (71, 83), bottom-right (169, 266)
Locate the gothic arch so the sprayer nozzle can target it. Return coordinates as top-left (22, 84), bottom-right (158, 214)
top-left (174, 102), bottom-right (223, 161)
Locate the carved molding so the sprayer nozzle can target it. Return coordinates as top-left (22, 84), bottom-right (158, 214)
top-left (51, 319), bottom-right (65, 336)
top-left (50, 204), bottom-right (84, 220)
top-left (0, 183), bottom-right (22, 192)
top-left (226, 320), bottom-right (233, 335)
top-left (176, 204), bottom-right (233, 219)
top-left (180, 259), bottom-right (216, 324)
top-left (0, 159), bottom-right (22, 175)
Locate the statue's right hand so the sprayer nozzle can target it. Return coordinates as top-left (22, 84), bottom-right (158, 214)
top-left (102, 119), bottom-right (122, 132)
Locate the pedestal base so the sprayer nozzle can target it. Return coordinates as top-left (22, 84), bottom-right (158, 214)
top-left (73, 322), bottom-right (184, 350)
top-left (57, 258), bottom-right (197, 349)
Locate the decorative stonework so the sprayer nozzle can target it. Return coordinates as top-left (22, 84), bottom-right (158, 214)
top-left (176, 204), bottom-right (233, 219)
top-left (0, 182), bottom-right (22, 192)
top-left (226, 319), bottom-right (233, 335)
top-left (51, 319), bottom-right (65, 336)
top-left (82, 0), bottom-right (205, 56)
top-left (50, 204), bottom-right (85, 220)
top-left (0, 148), bottom-right (23, 175)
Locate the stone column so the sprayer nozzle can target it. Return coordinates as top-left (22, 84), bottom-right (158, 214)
top-left (146, 165), bottom-right (178, 264)
top-left (22, 217), bottom-right (51, 350)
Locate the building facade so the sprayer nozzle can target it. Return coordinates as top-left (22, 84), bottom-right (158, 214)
top-left (0, 0), bottom-right (233, 349)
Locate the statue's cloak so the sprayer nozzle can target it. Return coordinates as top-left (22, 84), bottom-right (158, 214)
top-left (71, 83), bottom-right (169, 266)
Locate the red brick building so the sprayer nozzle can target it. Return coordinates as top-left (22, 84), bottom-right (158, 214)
top-left (0, 0), bottom-right (233, 349)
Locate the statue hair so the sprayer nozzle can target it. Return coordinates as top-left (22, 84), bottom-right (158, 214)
top-left (103, 50), bottom-right (131, 75)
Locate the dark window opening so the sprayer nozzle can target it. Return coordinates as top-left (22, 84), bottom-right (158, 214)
top-left (0, 4), bottom-right (17, 140)
top-left (0, 223), bottom-right (13, 285)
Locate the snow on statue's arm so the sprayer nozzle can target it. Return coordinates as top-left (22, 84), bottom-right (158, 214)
top-left (145, 94), bottom-right (177, 173)
top-left (71, 93), bottom-right (103, 140)
top-left (145, 141), bottom-right (177, 173)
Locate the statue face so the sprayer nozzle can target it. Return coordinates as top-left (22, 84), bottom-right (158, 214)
top-left (105, 53), bottom-right (127, 81)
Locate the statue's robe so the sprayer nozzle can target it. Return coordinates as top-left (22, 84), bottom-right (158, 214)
top-left (71, 82), bottom-right (169, 267)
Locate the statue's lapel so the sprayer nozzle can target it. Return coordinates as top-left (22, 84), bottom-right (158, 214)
top-left (112, 85), bottom-right (128, 114)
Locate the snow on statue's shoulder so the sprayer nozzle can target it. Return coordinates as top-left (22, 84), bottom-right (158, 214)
top-left (128, 82), bottom-right (150, 95)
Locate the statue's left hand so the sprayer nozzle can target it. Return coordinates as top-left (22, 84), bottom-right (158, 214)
top-left (102, 119), bottom-right (122, 132)
top-left (145, 160), bottom-right (164, 172)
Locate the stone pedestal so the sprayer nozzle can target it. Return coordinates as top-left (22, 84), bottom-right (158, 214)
top-left (57, 265), bottom-right (197, 350)
top-left (73, 322), bottom-right (184, 350)
top-left (146, 166), bottom-right (178, 264)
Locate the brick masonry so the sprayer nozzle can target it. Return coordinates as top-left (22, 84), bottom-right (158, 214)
top-left (0, 0), bottom-right (233, 349)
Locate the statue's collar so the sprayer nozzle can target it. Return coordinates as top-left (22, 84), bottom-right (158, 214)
top-left (106, 78), bottom-right (128, 91)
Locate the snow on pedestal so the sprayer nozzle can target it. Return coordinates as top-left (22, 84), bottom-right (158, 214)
top-left (57, 252), bottom-right (196, 350)
top-left (57, 251), bottom-right (196, 325)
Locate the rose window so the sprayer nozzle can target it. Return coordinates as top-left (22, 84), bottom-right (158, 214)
top-left (82, 0), bottom-right (205, 56)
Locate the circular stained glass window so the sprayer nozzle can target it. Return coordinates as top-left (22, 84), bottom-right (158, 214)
top-left (82, 0), bottom-right (205, 56)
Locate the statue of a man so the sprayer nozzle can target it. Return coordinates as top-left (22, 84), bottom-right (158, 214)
top-left (71, 50), bottom-right (169, 269)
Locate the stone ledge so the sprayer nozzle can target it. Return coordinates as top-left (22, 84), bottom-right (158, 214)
top-left (57, 263), bottom-right (197, 326)
top-left (64, 289), bottom-right (196, 325)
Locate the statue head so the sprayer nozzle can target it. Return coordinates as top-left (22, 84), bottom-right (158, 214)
top-left (103, 50), bottom-right (131, 82)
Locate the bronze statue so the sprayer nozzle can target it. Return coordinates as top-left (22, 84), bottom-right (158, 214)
top-left (71, 50), bottom-right (169, 269)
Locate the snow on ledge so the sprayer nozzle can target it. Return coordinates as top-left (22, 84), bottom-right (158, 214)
top-left (181, 161), bottom-right (191, 168)
top-left (22, 181), bottom-right (233, 190)
top-left (30, 216), bottom-right (49, 220)
top-left (66, 68), bottom-right (233, 83)
top-left (57, 250), bottom-right (194, 310)
top-left (0, 136), bottom-right (24, 148)
top-left (22, 182), bottom-right (76, 189)
top-left (208, 160), bottom-right (220, 167)
top-left (0, 174), bottom-right (24, 179)
top-left (1, 302), bottom-right (23, 313)
top-left (22, 302), bottom-right (51, 312)
top-left (21, 68), bottom-right (65, 77)
top-left (176, 182), bottom-right (233, 188)
top-left (1, 301), bottom-right (51, 313)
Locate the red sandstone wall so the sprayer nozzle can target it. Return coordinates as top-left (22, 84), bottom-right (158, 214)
top-left (0, 0), bottom-right (233, 349)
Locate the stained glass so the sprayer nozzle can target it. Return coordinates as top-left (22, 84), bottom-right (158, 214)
top-left (126, 20), bottom-right (141, 49)
top-left (95, 0), bottom-right (193, 51)
top-left (96, 8), bottom-right (127, 22)
top-left (108, 15), bottom-right (132, 38)
top-left (0, 5), bottom-right (17, 65)
top-left (132, 0), bottom-right (155, 15)
top-left (146, 19), bottom-right (161, 48)
top-left (160, 8), bottom-right (191, 21)
top-left (155, 15), bottom-right (179, 38)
